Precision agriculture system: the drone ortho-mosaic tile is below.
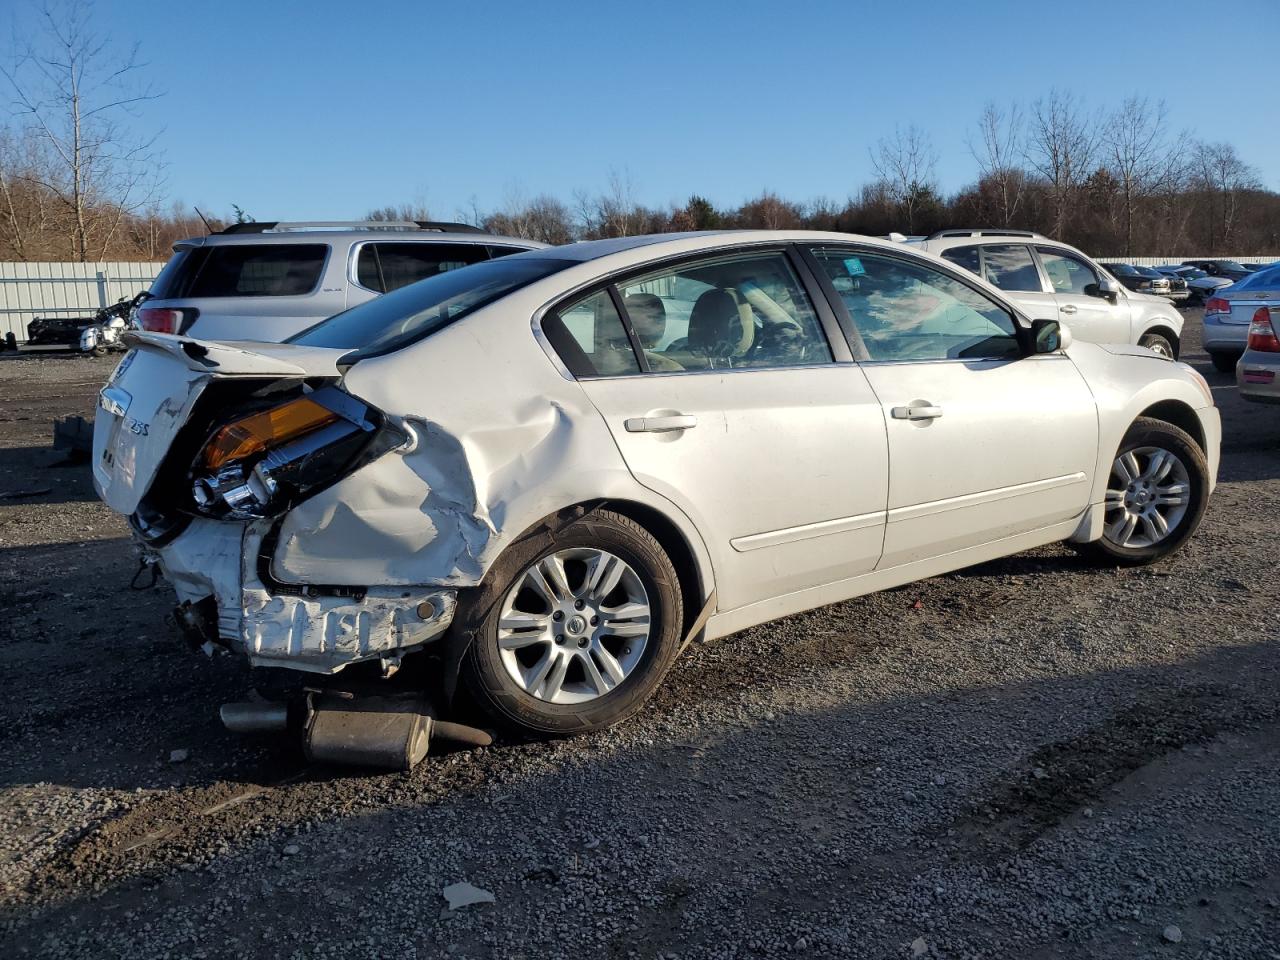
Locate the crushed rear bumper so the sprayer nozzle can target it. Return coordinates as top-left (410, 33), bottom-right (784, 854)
top-left (148, 518), bottom-right (457, 674)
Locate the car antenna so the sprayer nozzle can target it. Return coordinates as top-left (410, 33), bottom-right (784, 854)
top-left (193, 206), bottom-right (214, 235)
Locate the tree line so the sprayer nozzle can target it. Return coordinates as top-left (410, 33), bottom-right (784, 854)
top-left (0, 3), bottom-right (1275, 261)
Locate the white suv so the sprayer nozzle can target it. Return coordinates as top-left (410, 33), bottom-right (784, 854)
top-left (911, 230), bottom-right (1183, 358)
top-left (136, 221), bottom-right (544, 343)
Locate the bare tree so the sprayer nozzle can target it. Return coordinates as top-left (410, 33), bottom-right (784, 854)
top-left (1025, 91), bottom-right (1096, 239)
top-left (1103, 97), bottom-right (1185, 256)
top-left (968, 102), bottom-right (1025, 225)
top-left (1, 0), bottom-right (164, 261)
top-left (366, 200), bottom-right (431, 222)
top-left (1192, 140), bottom-right (1261, 250)
top-left (482, 185), bottom-right (575, 244)
top-left (869, 124), bottom-right (938, 234)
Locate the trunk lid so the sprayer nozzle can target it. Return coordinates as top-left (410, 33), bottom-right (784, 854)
top-left (92, 333), bottom-right (349, 515)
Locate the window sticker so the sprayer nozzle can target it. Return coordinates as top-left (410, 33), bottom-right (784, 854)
top-left (843, 257), bottom-right (866, 277)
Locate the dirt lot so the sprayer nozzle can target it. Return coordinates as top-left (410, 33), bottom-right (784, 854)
top-left (1, 311), bottom-right (1278, 959)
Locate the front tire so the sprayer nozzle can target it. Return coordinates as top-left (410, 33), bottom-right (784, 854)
top-left (1138, 332), bottom-right (1175, 358)
top-left (460, 509), bottom-right (684, 736)
top-left (1082, 417), bottom-right (1209, 566)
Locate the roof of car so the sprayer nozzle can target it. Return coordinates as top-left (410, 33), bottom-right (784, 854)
top-left (175, 223), bottom-right (546, 249)
top-left (518, 230), bottom-right (906, 264)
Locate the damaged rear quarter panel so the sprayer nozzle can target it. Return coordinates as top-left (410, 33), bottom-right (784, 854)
top-left (269, 301), bottom-right (713, 595)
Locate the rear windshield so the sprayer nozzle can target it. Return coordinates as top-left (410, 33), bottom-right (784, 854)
top-left (1233, 264), bottom-right (1280, 291)
top-left (152, 244), bottom-right (329, 298)
top-left (290, 255), bottom-right (572, 357)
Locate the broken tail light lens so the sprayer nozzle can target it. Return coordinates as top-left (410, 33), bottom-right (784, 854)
top-left (190, 387), bottom-right (404, 520)
top-left (204, 397), bottom-right (339, 470)
top-left (1246, 307), bottom-right (1280, 353)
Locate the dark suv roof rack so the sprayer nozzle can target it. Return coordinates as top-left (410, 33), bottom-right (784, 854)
top-left (927, 228), bottom-right (1046, 240)
top-left (219, 220), bottom-right (485, 235)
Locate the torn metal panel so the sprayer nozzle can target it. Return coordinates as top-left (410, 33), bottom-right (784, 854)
top-left (152, 517), bottom-right (245, 639)
top-left (271, 332), bottom-right (628, 589)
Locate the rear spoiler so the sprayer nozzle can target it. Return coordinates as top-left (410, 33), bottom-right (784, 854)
top-left (123, 331), bottom-right (345, 378)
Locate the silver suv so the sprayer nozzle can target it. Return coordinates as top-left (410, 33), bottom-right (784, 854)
top-left (911, 230), bottom-right (1184, 358)
top-left (136, 221), bottom-right (545, 342)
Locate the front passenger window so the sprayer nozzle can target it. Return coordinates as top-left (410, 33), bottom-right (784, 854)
top-left (1035, 247), bottom-right (1099, 296)
top-left (809, 249), bottom-right (1022, 362)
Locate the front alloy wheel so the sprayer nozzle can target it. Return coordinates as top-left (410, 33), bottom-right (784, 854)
top-left (1085, 416), bottom-right (1209, 565)
top-left (1103, 447), bottom-right (1189, 548)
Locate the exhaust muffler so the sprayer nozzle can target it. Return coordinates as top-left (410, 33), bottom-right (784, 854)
top-left (220, 694), bottom-right (493, 772)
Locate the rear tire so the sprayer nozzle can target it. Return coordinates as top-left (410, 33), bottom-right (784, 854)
top-left (460, 509), bottom-right (684, 736)
top-left (1209, 351), bottom-right (1237, 374)
top-left (1081, 417), bottom-right (1209, 566)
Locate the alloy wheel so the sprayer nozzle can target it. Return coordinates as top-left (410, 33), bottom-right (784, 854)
top-left (496, 548), bottom-right (651, 705)
top-left (1103, 446), bottom-right (1190, 549)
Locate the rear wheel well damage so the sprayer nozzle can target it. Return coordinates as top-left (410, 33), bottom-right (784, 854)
top-left (438, 500), bottom-right (709, 703)
top-left (1136, 400), bottom-right (1205, 454)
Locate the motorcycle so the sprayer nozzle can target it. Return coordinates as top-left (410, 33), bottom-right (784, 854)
top-left (76, 292), bottom-right (151, 357)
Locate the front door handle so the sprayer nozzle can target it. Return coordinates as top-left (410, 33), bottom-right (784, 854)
top-left (890, 403), bottom-right (943, 421)
top-left (1060, 304), bottom-right (1079, 315)
top-left (624, 415), bottom-right (698, 433)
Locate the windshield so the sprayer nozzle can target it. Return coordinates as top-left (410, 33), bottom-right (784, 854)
top-left (1233, 264), bottom-right (1280, 291)
top-left (1107, 264), bottom-right (1139, 276)
top-left (290, 255), bottom-right (572, 356)
top-left (1136, 267), bottom-right (1162, 278)
top-left (1178, 268), bottom-right (1207, 278)
top-left (1218, 261), bottom-right (1247, 272)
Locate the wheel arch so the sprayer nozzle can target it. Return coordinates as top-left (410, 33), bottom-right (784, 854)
top-left (1136, 398), bottom-right (1205, 453)
top-left (599, 498), bottom-right (710, 641)
top-left (440, 496), bottom-right (716, 705)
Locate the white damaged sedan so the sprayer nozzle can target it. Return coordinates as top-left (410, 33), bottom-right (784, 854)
top-left (94, 231), bottom-right (1221, 736)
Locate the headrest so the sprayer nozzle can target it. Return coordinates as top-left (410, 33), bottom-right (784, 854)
top-left (687, 289), bottom-right (740, 353)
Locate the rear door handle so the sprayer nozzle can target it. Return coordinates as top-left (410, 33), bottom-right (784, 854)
top-left (890, 404), bottom-right (943, 421)
top-left (1060, 304), bottom-right (1078, 315)
top-left (624, 415), bottom-right (698, 433)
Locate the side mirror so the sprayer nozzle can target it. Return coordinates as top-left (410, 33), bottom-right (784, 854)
top-left (1093, 276), bottom-right (1121, 301)
top-left (1031, 318), bottom-right (1071, 354)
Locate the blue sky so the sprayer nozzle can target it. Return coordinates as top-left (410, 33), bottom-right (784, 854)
top-left (13, 0), bottom-right (1280, 220)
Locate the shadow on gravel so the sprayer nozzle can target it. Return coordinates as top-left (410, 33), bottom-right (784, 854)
top-left (0, 446), bottom-right (100, 505)
top-left (5, 635), bottom-right (1279, 957)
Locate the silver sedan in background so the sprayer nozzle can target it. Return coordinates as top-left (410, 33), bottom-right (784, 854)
top-left (1204, 263), bottom-right (1280, 373)
top-left (1237, 301), bottom-right (1280, 404)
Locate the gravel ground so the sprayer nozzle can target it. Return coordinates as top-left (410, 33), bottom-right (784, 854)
top-left (1, 312), bottom-right (1278, 959)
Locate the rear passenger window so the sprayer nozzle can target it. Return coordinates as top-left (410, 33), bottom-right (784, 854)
top-left (981, 244), bottom-right (1044, 292)
top-left (615, 251), bottom-right (833, 371)
top-left (543, 290), bottom-right (642, 377)
top-left (184, 245), bottom-right (328, 297)
top-left (940, 245), bottom-right (981, 276)
top-left (356, 243), bottom-right (490, 293)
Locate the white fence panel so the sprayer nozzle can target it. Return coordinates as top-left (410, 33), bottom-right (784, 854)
top-left (0, 261), bottom-right (165, 341)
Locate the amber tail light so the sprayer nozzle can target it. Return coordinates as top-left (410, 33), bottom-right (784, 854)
top-left (204, 396), bottom-right (339, 470)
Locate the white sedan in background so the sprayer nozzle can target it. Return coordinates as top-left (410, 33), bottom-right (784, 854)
top-left (93, 231), bottom-right (1221, 737)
